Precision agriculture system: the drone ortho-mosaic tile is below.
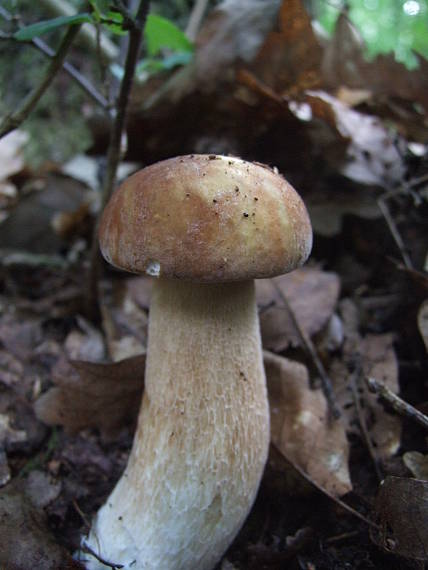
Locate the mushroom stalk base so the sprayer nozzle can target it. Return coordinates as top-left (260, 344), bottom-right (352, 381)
top-left (83, 279), bottom-right (270, 570)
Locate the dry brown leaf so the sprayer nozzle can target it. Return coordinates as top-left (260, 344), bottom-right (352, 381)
top-left (35, 354), bottom-right (145, 438)
top-left (418, 299), bottom-right (428, 353)
top-left (403, 451), bottom-right (428, 481)
top-left (0, 484), bottom-right (82, 569)
top-left (0, 130), bottom-right (28, 182)
top-left (371, 476), bottom-right (428, 560)
top-left (64, 318), bottom-right (106, 362)
top-left (257, 267), bottom-right (340, 351)
top-left (0, 449), bottom-right (10, 487)
top-left (101, 277), bottom-right (148, 361)
top-left (331, 315), bottom-right (401, 460)
top-left (265, 350), bottom-right (352, 497)
top-left (362, 333), bottom-right (400, 458)
top-left (247, 0), bottom-right (322, 96)
top-left (25, 470), bottom-right (61, 509)
top-left (305, 91), bottom-right (404, 187)
top-left (194, 0), bottom-right (281, 87)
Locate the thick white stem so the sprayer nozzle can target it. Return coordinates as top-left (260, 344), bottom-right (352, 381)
top-left (84, 279), bottom-right (269, 570)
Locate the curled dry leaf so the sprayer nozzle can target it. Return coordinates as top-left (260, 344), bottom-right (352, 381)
top-left (371, 476), bottom-right (428, 561)
top-left (403, 451), bottom-right (428, 481)
top-left (257, 267), bottom-right (340, 351)
top-left (265, 350), bottom-right (352, 497)
top-left (35, 354), bottom-right (145, 438)
top-left (0, 484), bottom-right (82, 570)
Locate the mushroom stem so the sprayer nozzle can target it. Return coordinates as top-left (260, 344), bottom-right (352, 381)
top-left (84, 279), bottom-right (270, 570)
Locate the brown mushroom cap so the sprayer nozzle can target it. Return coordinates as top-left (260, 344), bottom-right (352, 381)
top-left (99, 154), bottom-right (312, 283)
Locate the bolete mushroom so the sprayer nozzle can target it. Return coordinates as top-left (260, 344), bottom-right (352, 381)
top-left (83, 155), bottom-right (312, 570)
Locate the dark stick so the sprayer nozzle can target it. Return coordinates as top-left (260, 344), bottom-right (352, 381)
top-left (0, 24), bottom-right (81, 139)
top-left (86, 0), bottom-right (150, 320)
top-left (365, 376), bottom-right (428, 431)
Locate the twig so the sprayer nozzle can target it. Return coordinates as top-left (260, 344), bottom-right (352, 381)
top-left (80, 541), bottom-right (124, 569)
top-left (377, 192), bottom-right (413, 270)
top-left (272, 279), bottom-right (342, 420)
top-left (349, 369), bottom-right (383, 481)
top-left (86, 0), bottom-right (150, 321)
top-left (365, 376), bottom-right (428, 431)
top-left (0, 5), bottom-right (110, 110)
top-left (0, 24), bottom-right (81, 139)
top-left (185, 0), bottom-right (210, 41)
top-left (273, 442), bottom-right (380, 531)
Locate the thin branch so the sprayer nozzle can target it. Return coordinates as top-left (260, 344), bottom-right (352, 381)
top-left (365, 376), bottom-right (428, 431)
top-left (86, 0), bottom-right (150, 320)
top-left (185, 0), bottom-right (210, 41)
top-left (377, 192), bottom-right (413, 270)
top-left (0, 24), bottom-right (81, 139)
top-left (0, 5), bottom-right (109, 110)
top-left (272, 279), bottom-right (342, 420)
top-left (349, 369), bottom-right (383, 482)
top-left (80, 542), bottom-right (124, 569)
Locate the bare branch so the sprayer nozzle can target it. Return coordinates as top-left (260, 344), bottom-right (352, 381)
top-left (0, 5), bottom-right (110, 111)
top-left (366, 376), bottom-right (428, 431)
top-left (0, 24), bottom-right (81, 139)
top-left (86, 0), bottom-right (151, 320)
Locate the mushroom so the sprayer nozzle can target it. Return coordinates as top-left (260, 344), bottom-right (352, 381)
top-left (82, 154), bottom-right (312, 570)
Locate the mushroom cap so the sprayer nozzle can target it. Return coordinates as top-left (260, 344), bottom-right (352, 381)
top-left (99, 154), bottom-right (312, 283)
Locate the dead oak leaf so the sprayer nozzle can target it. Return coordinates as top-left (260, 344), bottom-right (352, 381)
top-left (371, 476), bottom-right (428, 561)
top-left (0, 483), bottom-right (82, 570)
top-left (257, 267), bottom-right (340, 351)
top-left (265, 350), bottom-right (352, 498)
top-left (331, 332), bottom-right (401, 459)
top-left (35, 354), bottom-right (145, 438)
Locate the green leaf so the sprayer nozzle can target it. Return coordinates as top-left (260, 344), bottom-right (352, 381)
top-left (144, 14), bottom-right (194, 57)
top-left (101, 11), bottom-right (127, 36)
top-left (14, 13), bottom-right (92, 41)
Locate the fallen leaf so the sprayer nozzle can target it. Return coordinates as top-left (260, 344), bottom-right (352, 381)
top-left (403, 451), bottom-right (428, 481)
top-left (371, 476), bottom-right (428, 560)
top-left (265, 350), bottom-right (352, 497)
top-left (418, 299), bottom-right (428, 353)
top-left (257, 267), bottom-right (340, 351)
top-left (195, 0), bottom-right (281, 88)
top-left (307, 91), bottom-right (404, 187)
top-left (246, 0), bottom-right (322, 96)
top-left (331, 304), bottom-right (401, 460)
top-left (0, 449), bottom-right (10, 487)
top-left (64, 317), bottom-right (106, 362)
top-left (0, 484), bottom-right (82, 569)
top-left (362, 334), bottom-right (401, 458)
top-left (25, 470), bottom-right (61, 509)
top-left (35, 354), bottom-right (145, 437)
top-left (101, 278), bottom-right (148, 361)
top-left (0, 129), bottom-right (28, 181)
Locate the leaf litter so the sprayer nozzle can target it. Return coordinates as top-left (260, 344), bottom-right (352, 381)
top-left (0, 0), bottom-right (428, 568)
